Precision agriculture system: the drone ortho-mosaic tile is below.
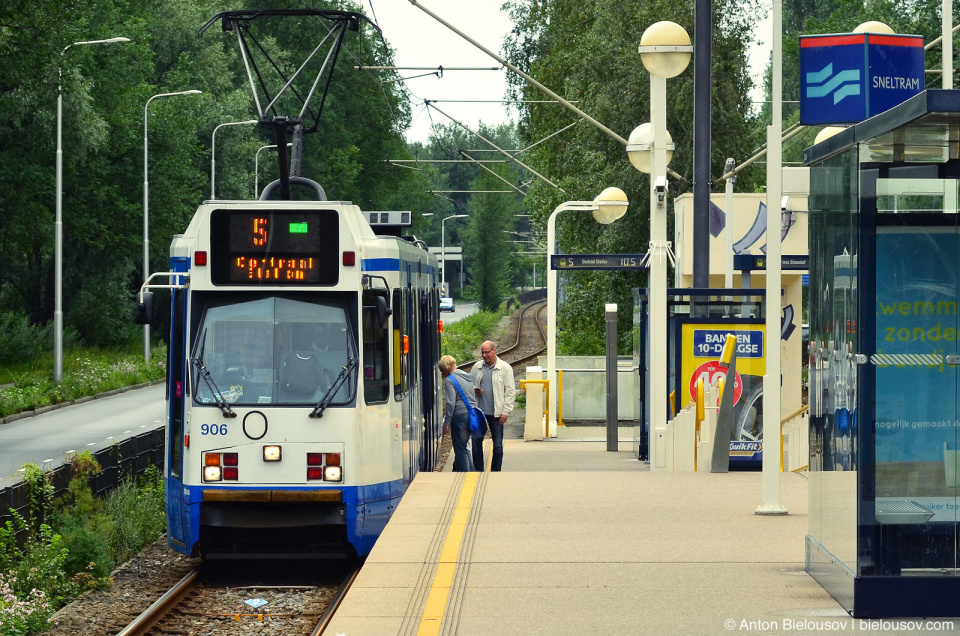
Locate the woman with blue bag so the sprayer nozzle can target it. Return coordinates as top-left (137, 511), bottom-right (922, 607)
top-left (439, 355), bottom-right (483, 472)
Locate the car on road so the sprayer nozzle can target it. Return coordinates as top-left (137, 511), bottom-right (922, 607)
top-left (440, 297), bottom-right (455, 312)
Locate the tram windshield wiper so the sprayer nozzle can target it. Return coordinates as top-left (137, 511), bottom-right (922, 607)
top-left (193, 329), bottom-right (236, 419)
top-left (309, 355), bottom-right (358, 419)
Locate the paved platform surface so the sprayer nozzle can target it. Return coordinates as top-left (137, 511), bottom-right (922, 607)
top-left (326, 420), bottom-right (960, 636)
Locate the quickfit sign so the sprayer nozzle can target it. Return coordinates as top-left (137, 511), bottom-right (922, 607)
top-left (799, 33), bottom-right (923, 125)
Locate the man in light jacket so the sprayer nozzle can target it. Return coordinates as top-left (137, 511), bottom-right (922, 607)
top-left (470, 340), bottom-right (515, 471)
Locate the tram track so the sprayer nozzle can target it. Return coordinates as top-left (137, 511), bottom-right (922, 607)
top-left (117, 563), bottom-right (359, 636)
top-left (458, 299), bottom-right (547, 375)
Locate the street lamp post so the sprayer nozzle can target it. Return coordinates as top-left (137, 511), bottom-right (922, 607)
top-left (441, 215), bottom-right (468, 296)
top-left (211, 119), bottom-right (257, 199)
top-left (143, 89), bottom-right (202, 362)
top-left (547, 187), bottom-right (628, 437)
top-left (55, 36), bottom-right (130, 384)
top-left (254, 143), bottom-right (291, 199)
top-left (629, 21), bottom-right (691, 467)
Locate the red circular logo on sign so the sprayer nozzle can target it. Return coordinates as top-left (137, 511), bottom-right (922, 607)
top-left (688, 361), bottom-right (742, 406)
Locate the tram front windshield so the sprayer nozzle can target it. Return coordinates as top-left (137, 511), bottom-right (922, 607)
top-left (191, 296), bottom-right (355, 406)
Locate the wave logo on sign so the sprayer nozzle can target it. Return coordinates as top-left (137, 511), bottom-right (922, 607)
top-left (805, 63), bottom-right (861, 104)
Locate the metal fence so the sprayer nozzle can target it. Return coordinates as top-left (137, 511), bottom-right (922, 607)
top-left (0, 427), bottom-right (165, 539)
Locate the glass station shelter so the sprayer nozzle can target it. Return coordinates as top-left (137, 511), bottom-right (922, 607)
top-left (805, 89), bottom-right (960, 617)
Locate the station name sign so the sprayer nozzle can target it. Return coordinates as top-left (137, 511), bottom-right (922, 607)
top-left (733, 254), bottom-right (809, 271)
top-left (799, 32), bottom-right (924, 125)
top-left (551, 254), bottom-right (648, 270)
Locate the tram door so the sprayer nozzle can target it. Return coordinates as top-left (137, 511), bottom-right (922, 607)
top-left (867, 173), bottom-right (960, 575)
top-left (166, 285), bottom-right (188, 547)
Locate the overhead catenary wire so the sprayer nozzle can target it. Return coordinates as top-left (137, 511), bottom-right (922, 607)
top-left (458, 150), bottom-right (527, 194)
top-left (427, 101), bottom-right (565, 192)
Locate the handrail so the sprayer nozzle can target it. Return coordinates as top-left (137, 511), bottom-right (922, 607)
top-left (519, 379), bottom-right (550, 437)
top-left (780, 404), bottom-right (810, 472)
top-left (554, 366), bottom-right (639, 428)
top-left (558, 370), bottom-right (563, 427)
top-left (781, 404), bottom-right (809, 425)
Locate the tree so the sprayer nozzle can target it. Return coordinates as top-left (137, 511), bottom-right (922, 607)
top-left (407, 122), bottom-right (529, 304)
top-left (503, 0), bottom-right (764, 354)
top-left (0, 0), bottom-right (433, 355)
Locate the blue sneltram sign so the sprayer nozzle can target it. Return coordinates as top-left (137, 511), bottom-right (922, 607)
top-left (799, 33), bottom-right (924, 125)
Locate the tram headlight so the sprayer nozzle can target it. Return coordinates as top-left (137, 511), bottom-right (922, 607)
top-left (203, 465), bottom-right (222, 482)
top-left (324, 465), bottom-right (342, 482)
top-left (263, 445), bottom-right (282, 462)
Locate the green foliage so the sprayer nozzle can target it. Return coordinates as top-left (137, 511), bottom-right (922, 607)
top-left (0, 0), bottom-right (429, 360)
top-left (104, 466), bottom-right (165, 565)
top-left (53, 456), bottom-right (163, 585)
top-left (0, 455), bottom-right (164, 634)
top-left (0, 313), bottom-right (47, 365)
top-left (412, 122), bottom-right (533, 307)
top-left (19, 465), bottom-right (53, 534)
top-left (503, 0), bottom-right (763, 355)
top-left (441, 310), bottom-right (504, 364)
top-left (0, 346), bottom-right (166, 418)
top-left (0, 513), bottom-right (71, 611)
top-left (0, 572), bottom-right (53, 636)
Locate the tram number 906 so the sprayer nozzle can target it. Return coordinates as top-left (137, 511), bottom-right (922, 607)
top-left (200, 423), bottom-right (229, 436)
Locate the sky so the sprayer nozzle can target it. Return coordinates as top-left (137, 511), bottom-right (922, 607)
top-left (364, 0), bottom-right (517, 144)
top-left (364, 1), bottom-right (771, 145)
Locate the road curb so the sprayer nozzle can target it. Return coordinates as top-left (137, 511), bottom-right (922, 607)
top-left (0, 381), bottom-right (163, 426)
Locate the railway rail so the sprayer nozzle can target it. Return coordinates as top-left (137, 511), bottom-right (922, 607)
top-left (458, 299), bottom-right (547, 374)
top-left (117, 565), bottom-right (359, 636)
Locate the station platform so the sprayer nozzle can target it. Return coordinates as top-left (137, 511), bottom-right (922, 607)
top-left (325, 417), bottom-right (951, 636)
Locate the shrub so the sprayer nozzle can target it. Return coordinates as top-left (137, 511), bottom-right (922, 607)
top-left (104, 466), bottom-right (165, 564)
top-left (0, 514), bottom-right (71, 610)
top-left (441, 309), bottom-right (502, 364)
top-left (0, 573), bottom-right (52, 636)
top-left (0, 313), bottom-right (45, 365)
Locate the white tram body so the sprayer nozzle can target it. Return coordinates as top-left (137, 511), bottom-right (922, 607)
top-left (151, 199), bottom-right (442, 558)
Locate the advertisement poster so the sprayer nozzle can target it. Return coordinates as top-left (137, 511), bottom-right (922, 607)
top-left (875, 228), bottom-right (960, 520)
top-left (679, 322), bottom-right (766, 461)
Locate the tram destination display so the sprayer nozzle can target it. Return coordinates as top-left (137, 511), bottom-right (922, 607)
top-left (209, 209), bottom-right (340, 285)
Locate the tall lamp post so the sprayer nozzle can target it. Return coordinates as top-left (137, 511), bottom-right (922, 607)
top-left (211, 119), bottom-right (257, 199)
top-left (143, 89), bottom-right (202, 362)
top-left (254, 143), bottom-right (292, 199)
top-left (441, 214), bottom-right (468, 296)
top-left (547, 187), bottom-right (628, 436)
top-left (55, 36), bottom-right (130, 384)
top-left (628, 21), bottom-right (691, 467)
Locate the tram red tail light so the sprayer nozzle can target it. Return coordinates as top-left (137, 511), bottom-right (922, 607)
top-left (223, 453), bottom-right (238, 466)
top-left (307, 466), bottom-right (324, 480)
top-left (223, 467), bottom-right (239, 481)
top-left (342, 251), bottom-right (356, 266)
top-left (307, 453), bottom-right (324, 466)
top-left (194, 251), bottom-right (207, 266)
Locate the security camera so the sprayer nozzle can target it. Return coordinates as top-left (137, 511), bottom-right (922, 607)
top-left (654, 176), bottom-right (668, 206)
top-left (781, 196), bottom-right (791, 211)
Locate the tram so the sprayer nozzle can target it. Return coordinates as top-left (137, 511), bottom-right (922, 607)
top-left (136, 201), bottom-right (442, 558)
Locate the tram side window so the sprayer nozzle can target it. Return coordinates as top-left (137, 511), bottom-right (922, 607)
top-left (363, 290), bottom-right (390, 403)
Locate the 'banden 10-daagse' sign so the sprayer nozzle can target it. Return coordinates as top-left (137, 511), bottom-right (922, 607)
top-left (799, 33), bottom-right (924, 125)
